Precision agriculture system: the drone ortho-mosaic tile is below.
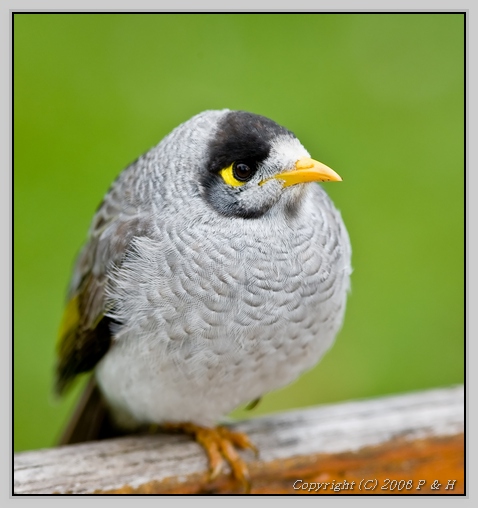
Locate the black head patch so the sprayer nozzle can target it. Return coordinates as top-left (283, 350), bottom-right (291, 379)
top-left (201, 111), bottom-right (297, 220)
top-left (206, 111), bottom-right (295, 173)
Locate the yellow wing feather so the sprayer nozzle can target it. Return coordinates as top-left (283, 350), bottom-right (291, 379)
top-left (56, 294), bottom-right (80, 354)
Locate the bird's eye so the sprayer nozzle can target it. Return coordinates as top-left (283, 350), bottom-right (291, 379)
top-left (219, 160), bottom-right (257, 187)
top-left (233, 162), bottom-right (254, 182)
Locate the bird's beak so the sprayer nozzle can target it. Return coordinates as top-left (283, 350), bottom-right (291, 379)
top-left (270, 157), bottom-right (342, 187)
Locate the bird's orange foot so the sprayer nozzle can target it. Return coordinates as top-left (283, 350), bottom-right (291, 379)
top-left (163, 422), bottom-right (258, 491)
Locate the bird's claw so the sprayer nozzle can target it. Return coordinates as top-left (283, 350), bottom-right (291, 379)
top-left (163, 422), bottom-right (256, 492)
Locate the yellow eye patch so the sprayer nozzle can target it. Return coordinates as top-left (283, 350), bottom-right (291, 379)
top-left (219, 163), bottom-right (246, 187)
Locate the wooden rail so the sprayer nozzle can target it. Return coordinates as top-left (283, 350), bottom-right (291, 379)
top-left (14, 385), bottom-right (464, 495)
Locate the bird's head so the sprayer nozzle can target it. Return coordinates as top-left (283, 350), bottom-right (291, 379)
top-left (162, 110), bottom-right (342, 220)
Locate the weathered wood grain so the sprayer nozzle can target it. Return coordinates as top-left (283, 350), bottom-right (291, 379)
top-left (14, 385), bottom-right (464, 494)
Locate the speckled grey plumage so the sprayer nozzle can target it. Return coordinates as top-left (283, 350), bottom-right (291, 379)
top-left (70, 109), bottom-right (352, 429)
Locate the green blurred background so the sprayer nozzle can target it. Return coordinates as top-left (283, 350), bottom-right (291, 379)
top-left (14, 13), bottom-right (464, 452)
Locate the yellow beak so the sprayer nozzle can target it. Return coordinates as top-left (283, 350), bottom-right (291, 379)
top-left (271, 157), bottom-right (342, 187)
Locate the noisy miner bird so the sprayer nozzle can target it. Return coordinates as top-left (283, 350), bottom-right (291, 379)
top-left (56, 109), bottom-right (351, 489)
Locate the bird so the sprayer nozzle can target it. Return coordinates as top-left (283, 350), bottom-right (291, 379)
top-left (55, 109), bottom-right (351, 491)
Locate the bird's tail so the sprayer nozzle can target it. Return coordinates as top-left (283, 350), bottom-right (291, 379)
top-left (57, 376), bottom-right (125, 445)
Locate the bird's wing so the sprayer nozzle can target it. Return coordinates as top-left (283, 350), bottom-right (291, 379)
top-left (55, 266), bottom-right (113, 396)
top-left (55, 175), bottom-right (149, 396)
